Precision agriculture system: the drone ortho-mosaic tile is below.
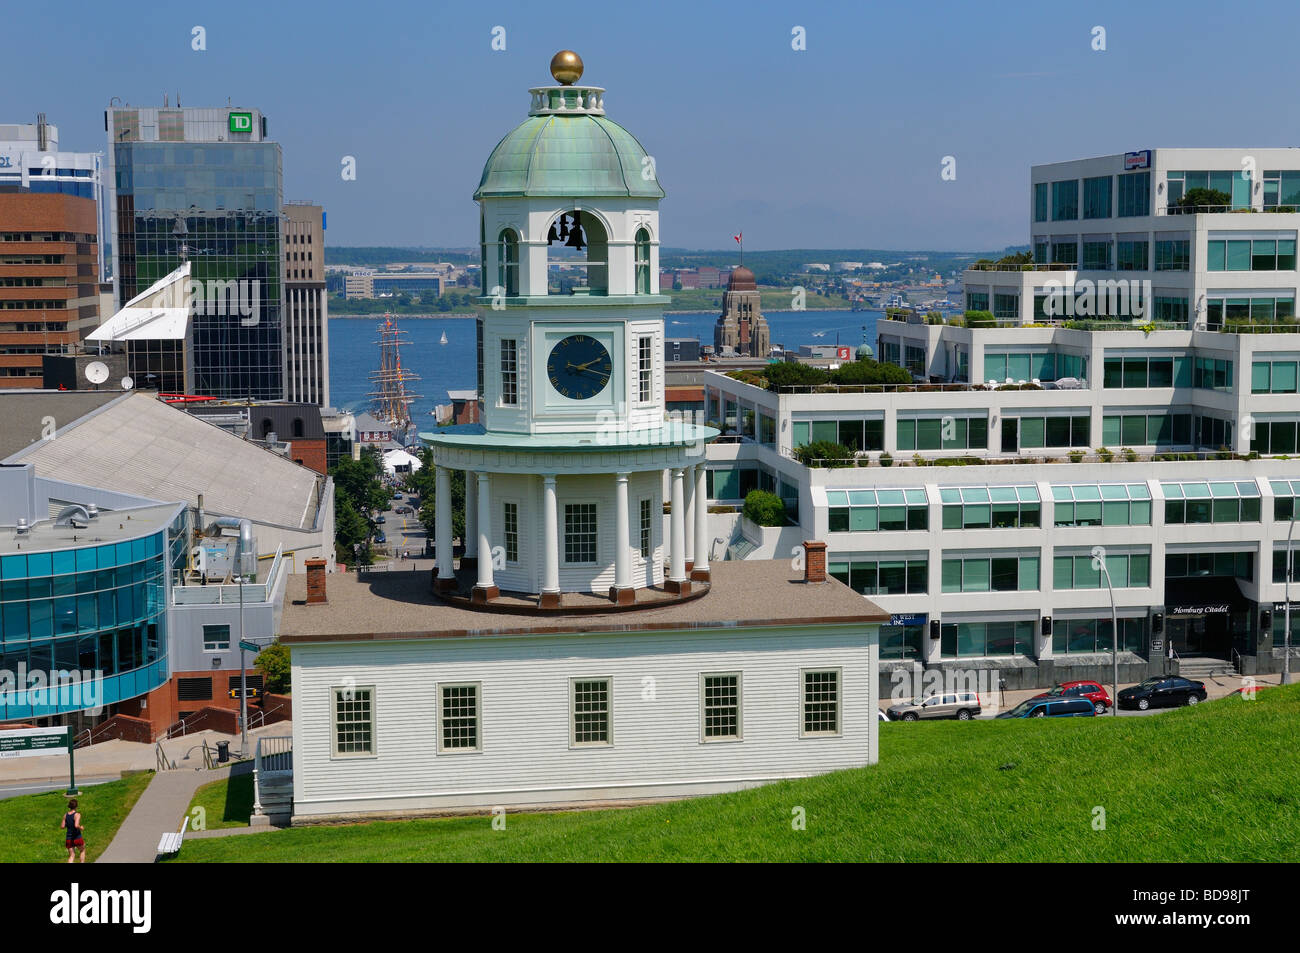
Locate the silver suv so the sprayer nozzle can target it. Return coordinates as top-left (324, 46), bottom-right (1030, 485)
top-left (887, 692), bottom-right (982, 722)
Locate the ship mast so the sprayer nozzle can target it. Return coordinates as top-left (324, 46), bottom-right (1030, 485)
top-left (367, 314), bottom-right (422, 436)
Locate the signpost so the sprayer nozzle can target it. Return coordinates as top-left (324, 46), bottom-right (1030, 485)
top-left (0, 726), bottom-right (77, 794)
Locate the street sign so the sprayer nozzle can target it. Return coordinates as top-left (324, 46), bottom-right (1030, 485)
top-left (0, 726), bottom-right (69, 759)
top-left (239, 640), bottom-right (261, 654)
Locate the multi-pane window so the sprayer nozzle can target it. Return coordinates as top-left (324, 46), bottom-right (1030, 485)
top-left (1167, 551), bottom-right (1251, 580)
top-left (1204, 296), bottom-right (1295, 330)
top-left (1166, 170), bottom-right (1245, 208)
top-left (984, 351), bottom-right (1085, 383)
top-left (1015, 414), bottom-right (1090, 448)
top-left (966, 291), bottom-right (989, 312)
top-left (571, 678), bottom-right (611, 745)
top-left (904, 345), bottom-right (926, 377)
top-left (941, 621), bottom-right (1034, 658)
top-left (1192, 356), bottom-right (1233, 392)
top-left (439, 683), bottom-right (480, 752)
top-left (634, 228), bottom-right (651, 294)
top-left (896, 415), bottom-right (988, 451)
top-left (1116, 171), bottom-right (1150, 217)
top-left (1273, 548), bottom-right (1298, 583)
top-left (1052, 483), bottom-right (1152, 527)
top-left (1271, 479), bottom-right (1300, 520)
top-left (1054, 617), bottom-right (1145, 655)
top-left (1262, 170), bottom-right (1300, 210)
top-left (1033, 183), bottom-right (1048, 222)
top-left (1082, 240), bottom-right (1112, 270)
top-left (1251, 421), bottom-right (1300, 454)
top-left (828, 556), bottom-right (927, 595)
top-left (564, 503), bottom-right (597, 563)
top-left (1207, 238), bottom-right (1295, 271)
top-left (701, 673), bottom-right (741, 741)
top-left (497, 229), bottom-right (519, 296)
top-left (1251, 360), bottom-right (1300, 394)
top-left (941, 554), bottom-right (1040, 593)
top-left (202, 624), bottom-right (230, 651)
top-left (1053, 551), bottom-right (1151, 589)
top-left (1083, 175), bottom-right (1112, 219)
top-left (332, 686), bottom-right (374, 757)
top-left (1162, 481), bottom-right (1261, 524)
top-left (941, 485), bottom-right (1041, 529)
top-left (801, 670), bottom-right (840, 736)
top-left (1193, 414), bottom-right (1233, 449)
top-left (637, 335), bottom-right (653, 401)
top-left (503, 502), bottom-right (518, 562)
top-left (993, 293), bottom-right (1019, 319)
top-left (1154, 239), bottom-right (1190, 271)
top-left (827, 488), bottom-right (928, 532)
top-left (639, 497), bottom-right (652, 558)
top-left (1116, 240), bottom-right (1148, 270)
top-left (1051, 180), bottom-right (1078, 220)
top-left (1101, 412), bottom-right (1193, 447)
top-left (500, 338), bottom-right (518, 406)
top-left (1050, 241), bottom-right (1078, 266)
top-left (1103, 355), bottom-right (1184, 389)
top-left (1153, 297), bottom-right (1189, 323)
top-left (792, 418), bottom-right (884, 451)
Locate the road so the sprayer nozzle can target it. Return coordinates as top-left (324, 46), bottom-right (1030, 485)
top-left (0, 775), bottom-right (118, 801)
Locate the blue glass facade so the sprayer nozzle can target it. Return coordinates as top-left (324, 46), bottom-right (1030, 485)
top-left (0, 525), bottom-right (175, 719)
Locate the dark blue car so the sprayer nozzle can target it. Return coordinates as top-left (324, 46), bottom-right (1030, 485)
top-left (996, 697), bottom-right (1096, 719)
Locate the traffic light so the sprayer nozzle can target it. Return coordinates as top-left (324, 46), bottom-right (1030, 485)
top-left (228, 687), bottom-right (261, 700)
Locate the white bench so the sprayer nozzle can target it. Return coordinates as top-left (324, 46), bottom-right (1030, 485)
top-left (156, 815), bottom-right (190, 858)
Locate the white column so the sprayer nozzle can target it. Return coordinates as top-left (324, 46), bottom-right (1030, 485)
top-left (542, 474), bottom-right (560, 597)
top-left (464, 470), bottom-right (478, 559)
top-left (614, 471), bottom-right (631, 591)
top-left (669, 467), bottom-right (686, 584)
top-left (435, 465), bottom-right (453, 582)
top-left (476, 471), bottom-right (493, 590)
top-left (683, 465), bottom-right (695, 565)
top-left (693, 463), bottom-right (710, 576)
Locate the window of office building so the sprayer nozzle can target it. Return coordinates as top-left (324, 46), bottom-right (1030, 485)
top-left (1054, 617), bottom-right (1145, 655)
top-left (941, 554), bottom-right (1040, 593)
top-left (1034, 183), bottom-right (1049, 223)
top-left (941, 485), bottom-right (1040, 530)
top-left (500, 339), bottom-right (518, 406)
top-left (1163, 480), bottom-right (1260, 524)
top-left (1052, 483), bottom-right (1152, 527)
top-left (791, 418), bottom-right (884, 453)
top-left (1053, 551), bottom-right (1151, 589)
top-left (1271, 479), bottom-right (1300, 520)
top-left (1051, 241), bottom-right (1078, 266)
top-left (1167, 551), bottom-right (1252, 580)
top-left (880, 624), bottom-right (925, 661)
top-left (941, 620), bottom-right (1034, 658)
top-left (1192, 356), bottom-right (1233, 391)
top-left (1083, 175), bottom-right (1112, 219)
top-left (1262, 170), bottom-right (1300, 210)
top-left (1052, 180), bottom-right (1079, 220)
top-left (1015, 414), bottom-right (1091, 448)
top-left (993, 293), bottom-right (1019, 319)
top-left (1252, 360), bottom-right (1300, 394)
top-left (1205, 296), bottom-right (1295, 330)
top-left (701, 673), bottom-right (741, 740)
top-left (1273, 548), bottom-right (1299, 583)
top-left (897, 415), bottom-right (988, 452)
top-left (1154, 239), bottom-right (1190, 271)
top-left (904, 345), bottom-right (926, 377)
top-left (1193, 414), bottom-right (1234, 449)
top-left (1034, 240), bottom-right (1049, 264)
top-left (827, 488), bottom-right (928, 533)
top-left (1116, 240), bottom-right (1149, 271)
top-left (1101, 412), bottom-right (1193, 447)
top-left (564, 504), bottom-right (597, 564)
top-left (706, 464), bottom-right (772, 500)
top-left (827, 555), bottom-right (928, 596)
top-left (1103, 354), bottom-right (1186, 389)
top-left (966, 291), bottom-right (989, 312)
top-left (1082, 240), bottom-right (1112, 270)
top-left (202, 624), bottom-right (230, 652)
top-left (1117, 171), bottom-right (1150, 217)
top-left (1153, 296), bottom-right (1189, 323)
top-left (1250, 420), bottom-right (1300, 455)
top-left (1207, 238), bottom-right (1297, 272)
top-left (984, 351), bottom-right (1063, 382)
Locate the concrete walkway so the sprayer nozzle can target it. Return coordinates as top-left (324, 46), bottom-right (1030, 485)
top-left (97, 762), bottom-right (236, 863)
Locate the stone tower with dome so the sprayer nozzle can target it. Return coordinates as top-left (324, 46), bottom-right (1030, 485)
top-left (424, 52), bottom-right (718, 609)
top-left (713, 265), bottom-right (770, 358)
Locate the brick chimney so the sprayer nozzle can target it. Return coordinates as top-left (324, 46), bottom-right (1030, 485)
top-left (802, 540), bottom-right (827, 583)
top-left (305, 558), bottom-right (327, 604)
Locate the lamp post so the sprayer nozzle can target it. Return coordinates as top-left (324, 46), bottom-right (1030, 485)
top-left (237, 533), bottom-right (248, 758)
top-left (1092, 546), bottom-right (1119, 716)
top-left (1285, 517), bottom-right (1295, 685)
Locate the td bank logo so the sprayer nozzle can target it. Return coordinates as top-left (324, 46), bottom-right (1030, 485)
top-left (229, 111), bottom-right (253, 134)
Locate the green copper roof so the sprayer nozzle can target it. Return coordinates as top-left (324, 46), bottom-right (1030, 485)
top-left (475, 114), bottom-right (665, 200)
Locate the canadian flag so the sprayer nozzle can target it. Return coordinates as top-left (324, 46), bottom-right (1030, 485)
top-left (733, 233), bottom-right (742, 244)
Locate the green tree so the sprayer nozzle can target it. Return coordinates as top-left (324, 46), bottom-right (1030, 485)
top-left (331, 447), bottom-right (389, 515)
top-left (794, 440), bottom-right (856, 468)
top-left (743, 489), bottom-right (787, 526)
top-left (405, 447), bottom-right (465, 543)
top-left (333, 496), bottom-right (371, 564)
top-left (830, 358), bottom-right (912, 386)
top-left (1179, 187), bottom-right (1232, 211)
top-left (254, 640), bottom-right (291, 694)
top-left (763, 362), bottom-right (830, 390)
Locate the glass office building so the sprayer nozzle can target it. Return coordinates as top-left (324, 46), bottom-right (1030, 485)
top-left (108, 107), bottom-right (284, 400)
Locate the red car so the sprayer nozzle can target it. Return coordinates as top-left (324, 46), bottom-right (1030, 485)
top-left (1032, 680), bottom-right (1112, 714)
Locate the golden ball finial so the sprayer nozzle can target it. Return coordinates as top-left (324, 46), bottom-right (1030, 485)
top-left (550, 50), bottom-right (584, 85)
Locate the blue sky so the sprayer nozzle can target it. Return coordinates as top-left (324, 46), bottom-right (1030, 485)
top-left (4, 0), bottom-right (1300, 251)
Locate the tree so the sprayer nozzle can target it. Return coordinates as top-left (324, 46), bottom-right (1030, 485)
top-left (763, 362), bottom-right (830, 390)
top-left (331, 448), bottom-right (389, 515)
top-left (830, 358), bottom-right (911, 386)
top-left (794, 440), bottom-right (856, 468)
top-left (405, 447), bottom-right (465, 543)
top-left (333, 496), bottom-right (370, 564)
top-left (743, 489), bottom-right (786, 526)
top-left (254, 640), bottom-right (291, 694)
top-left (1178, 187), bottom-right (1232, 211)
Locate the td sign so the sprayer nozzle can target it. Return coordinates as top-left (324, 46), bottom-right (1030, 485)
top-left (229, 111), bottom-right (253, 134)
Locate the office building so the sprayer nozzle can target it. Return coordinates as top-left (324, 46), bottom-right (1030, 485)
top-left (714, 266), bottom-right (770, 358)
top-left (283, 202), bottom-right (330, 407)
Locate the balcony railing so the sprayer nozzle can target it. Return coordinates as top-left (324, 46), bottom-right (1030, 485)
top-left (966, 262), bottom-right (1074, 272)
top-left (1156, 204), bottom-right (1298, 215)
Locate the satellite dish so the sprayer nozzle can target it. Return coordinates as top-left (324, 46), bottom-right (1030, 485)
top-left (121, 376), bottom-right (134, 390)
top-left (84, 361), bottom-right (109, 385)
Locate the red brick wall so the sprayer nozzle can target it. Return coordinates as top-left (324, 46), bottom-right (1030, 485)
top-left (290, 438), bottom-right (327, 475)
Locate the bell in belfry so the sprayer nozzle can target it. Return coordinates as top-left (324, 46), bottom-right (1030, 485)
top-left (564, 211), bottom-right (586, 250)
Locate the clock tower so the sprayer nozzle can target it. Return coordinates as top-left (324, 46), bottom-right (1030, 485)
top-left (425, 52), bottom-right (718, 608)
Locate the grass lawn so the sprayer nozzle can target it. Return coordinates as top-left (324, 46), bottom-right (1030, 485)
top-left (175, 685), bottom-right (1300, 863)
top-left (0, 772), bottom-right (153, 863)
top-left (187, 769), bottom-right (255, 830)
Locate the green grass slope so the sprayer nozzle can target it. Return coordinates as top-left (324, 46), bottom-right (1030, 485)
top-left (0, 772), bottom-right (152, 863)
top-left (175, 685), bottom-right (1300, 863)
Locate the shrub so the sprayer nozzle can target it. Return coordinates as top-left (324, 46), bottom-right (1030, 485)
top-left (742, 490), bottom-right (786, 527)
top-left (1179, 187), bottom-right (1231, 211)
top-left (1097, 446), bottom-right (1115, 462)
top-left (1068, 450), bottom-right (1084, 463)
top-left (829, 358), bottom-right (912, 386)
top-left (1122, 447), bottom-right (1138, 462)
top-left (794, 440), bottom-right (855, 468)
top-left (879, 452), bottom-right (894, 467)
top-left (764, 362), bottom-right (830, 390)
top-left (254, 640), bottom-right (291, 694)
top-left (963, 309), bottom-right (996, 328)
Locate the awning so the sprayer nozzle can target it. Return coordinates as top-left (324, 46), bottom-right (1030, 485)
top-left (1163, 576), bottom-right (1252, 617)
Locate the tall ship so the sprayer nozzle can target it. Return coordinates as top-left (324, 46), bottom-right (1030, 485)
top-left (367, 314), bottom-right (422, 442)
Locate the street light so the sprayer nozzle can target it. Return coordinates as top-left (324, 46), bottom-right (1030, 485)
top-left (1092, 546), bottom-right (1119, 716)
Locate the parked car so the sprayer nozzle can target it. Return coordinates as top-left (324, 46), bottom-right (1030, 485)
top-left (393, 492), bottom-right (403, 500)
top-left (878, 709), bottom-right (890, 722)
top-left (997, 697), bottom-right (1096, 719)
top-left (376, 515), bottom-right (386, 524)
top-left (374, 531), bottom-right (387, 544)
top-left (1032, 680), bottom-right (1112, 714)
top-left (1118, 676), bottom-right (1207, 711)
top-left (887, 692), bottom-right (982, 722)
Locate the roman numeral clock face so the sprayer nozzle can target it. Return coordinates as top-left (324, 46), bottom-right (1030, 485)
top-left (547, 334), bottom-right (612, 400)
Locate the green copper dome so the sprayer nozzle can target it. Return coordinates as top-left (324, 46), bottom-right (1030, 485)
top-left (475, 113), bottom-right (665, 201)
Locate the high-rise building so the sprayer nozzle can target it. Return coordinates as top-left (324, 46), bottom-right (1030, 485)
top-left (282, 202), bottom-right (330, 406)
top-left (713, 266), bottom-right (770, 357)
top-left (105, 106), bottom-right (284, 400)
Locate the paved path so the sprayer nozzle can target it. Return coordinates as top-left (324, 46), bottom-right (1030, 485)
top-left (97, 763), bottom-right (236, 863)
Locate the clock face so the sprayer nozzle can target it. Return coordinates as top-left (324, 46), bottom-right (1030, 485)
top-left (546, 334), bottom-right (612, 400)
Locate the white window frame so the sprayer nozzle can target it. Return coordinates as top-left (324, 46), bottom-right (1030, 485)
top-left (499, 338), bottom-right (518, 407)
top-left (637, 334), bottom-right (653, 402)
top-left (437, 681), bottom-right (482, 754)
top-left (699, 671), bottom-right (743, 743)
top-left (569, 676), bottom-right (613, 748)
top-left (502, 500), bottom-right (519, 564)
top-left (799, 668), bottom-right (842, 738)
top-left (563, 502), bottom-right (598, 566)
top-left (638, 497), bottom-right (652, 559)
top-left (202, 623), bottom-right (231, 652)
top-left (331, 685), bottom-right (377, 759)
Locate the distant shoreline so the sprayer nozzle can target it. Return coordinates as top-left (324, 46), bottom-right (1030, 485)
top-left (330, 307), bottom-right (861, 319)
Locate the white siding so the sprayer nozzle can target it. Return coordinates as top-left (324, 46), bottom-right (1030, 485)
top-left (291, 623), bottom-right (877, 816)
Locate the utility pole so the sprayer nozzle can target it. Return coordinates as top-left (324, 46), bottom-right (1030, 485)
top-left (1093, 546), bottom-right (1119, 715)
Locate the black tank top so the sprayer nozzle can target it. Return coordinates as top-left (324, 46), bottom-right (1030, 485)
top-left (64, 811), bottom-right (80, 838)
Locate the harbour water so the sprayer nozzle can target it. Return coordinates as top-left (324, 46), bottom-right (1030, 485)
top-left (328, 308), bottom-right (884, 420)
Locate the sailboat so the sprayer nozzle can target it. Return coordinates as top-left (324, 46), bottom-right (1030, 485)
top-left (439, 330), bottom-right (448, 345)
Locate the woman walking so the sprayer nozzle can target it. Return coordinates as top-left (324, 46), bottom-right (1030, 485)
top-left (61, 799), bottom-right (85, 863)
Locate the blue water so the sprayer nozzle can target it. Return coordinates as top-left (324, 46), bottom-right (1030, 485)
top-left (328, 308), bottom-right (882, 421)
